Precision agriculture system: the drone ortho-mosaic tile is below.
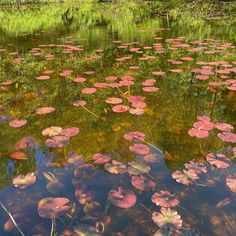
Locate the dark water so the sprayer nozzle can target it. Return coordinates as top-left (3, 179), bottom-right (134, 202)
top-left (0, 3), bottom-right (236, 236)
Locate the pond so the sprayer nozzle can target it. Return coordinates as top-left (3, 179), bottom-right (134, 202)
top-left (0, 2), bottom-right (236, 235)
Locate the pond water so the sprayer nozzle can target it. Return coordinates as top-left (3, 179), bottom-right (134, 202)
top-left (0, 3), bottom-right (236, 236)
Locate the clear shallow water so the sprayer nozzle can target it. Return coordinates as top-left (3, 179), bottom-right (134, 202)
top-left (0, 3), bottom-right (236, 236)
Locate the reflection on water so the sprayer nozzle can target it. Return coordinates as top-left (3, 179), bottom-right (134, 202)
top-left (0, 2), bottom-right (236, 236)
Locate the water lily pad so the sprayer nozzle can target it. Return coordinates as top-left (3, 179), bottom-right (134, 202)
top-left (108, 187), bottom-right (137, 208)
top-left (73, 100), bottom-right (87, 106)
top-left (10, 151), bottom-right (28, 160)
top-left (66, 151), bottom-right (84, 166)
top-left (131, 174), bottom-right (156, 191)
top-left (74, 164), bottom-right (96, 179)
top-left (151, 191), bottom-right (179, 208)
top-left (61, 127), bottom-right (80, 137)
top-left (92, 153), bottom-right (111, 164)
top-left (185, 161), bottom-right (207, 174)
top-left (206, 153), bottom-right (231, 169)
top-left (188, 128), bottom-right (209, 138)
top-left (152, 208), bottom-right (182, 230)
top-left (75, 183), bottom-right (93, 205)
top-left (46, 135), bottom-right (69, 148)
top-left (35, 107), bottom-right (55, 115)
top-left (13, 173), bottom-right (36, 189)
top-left (105, 97), bottom-right (122, 104)
top-left (15, 136), bottom-right (37, 151)
top-left (123, 131), bottom-right (145, 141)
top-left (38, 197), bottom-right (71, 218)
top-left (214, 123), bottom-right (234, 132)
top-left (127, 160), bottom-right (151, 175)
top-left (9, 119), bottom-right (27, 128)
top-left (82, 87), bottom-right (97, 94)
top-left (226, 174), bottom-right (236, 193)
top-left (104, 160), bottom-right (127, 174)
top-left (112, 105), bottom-right (130, 113)
top-left (129, 143), bottom-right (150, 155)
top-left (172, 169), bottom-right (199, 185)
top-left (42, 126), bottom-right (62, 137)
top-left (218, 132), bottom-right (236, 143)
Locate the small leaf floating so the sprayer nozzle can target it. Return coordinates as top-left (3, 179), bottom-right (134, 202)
top-left (92, 153), bottom-right (111, 164)
top-left (218, 132), bottom-right (236, 143)
top-left (15, 136), bottom-right (37, 151)
top-left (46, 135), bottom-right (69, 148)
top-left (127, 160), bottom-right (151, 175)
top-left (13, 173), bottom-right (36, 189)
top-left (38, 198), bottom-right (71, 218)
top-left (42, 126), bottom-right (62, 137)
top-left (61, 127), bottom-right (80, 137)
top-left (9, 119), bottom-right (27, 128)
top-left (226, 175), bottom-right (236, 193)
top-left (172, 169), bottom-right (199, 185)
top-left (151, 190), bottom-right (179, 208)
top-left (206, 153), bottom-right (231, 169)
top-left (10, 151), bottom-right (28, 160)
top-left (152, 208), bottom-right (182, 230)
top-left (74, 164), bottom-right (96, 179)
top-left (81, 87), bottom-right (97, 94)
top-left (129, 143), bottom-right (150, 155)
top-left (112, 105), bottom-right (130, 113)
top-left (73, 100), bottom-right (87, 106)
top-left (184, 161), bottom-right (207, 174)
top-left (131, 174), bottom-right (156, 191)
top-left (123, 131), bottom-right (145, 141)
top-left (105, 97), bottom-right (123, 105)
top-left (108, 187), bottom-right (137, 209)
top-left (35, 107), bottom-right (55, 115)
top-left (104, 160), bottom-right (127, 174)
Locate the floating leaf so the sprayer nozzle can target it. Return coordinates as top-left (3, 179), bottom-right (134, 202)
top-left (108, 187), bottom-right (136, 209)
top-left (92, 153), bottom-right (111, 164)
top-left (10, 151), bottom-right (28, 160)
top-left (13, 173), bottom-right (36, 189)
top-left (9, 119), bottom-right (27, 128)
top-left (46, 136), bottom-right (69, 148)
top-left (206, 153), bottom-right (231, 169)
top-left (185, 161), bottom-right (207, 174)
top-left (151, 191), bottom-right (179, 208)
top-left (131, 174), bottom-right (156, 191)
top-left (35, 107), bottom-right (55, 115)
top-left (74, 164), bottom-right (96, 179)
top-left (129, 143), bottom-right (150, 155)
top-left (218, 132), bottom-right (236, 143)
top-left (42, 126), bottom-right (62, 137)
top-left (61, 127), bottom-right (80, 137)
top-left (152, 208), bottom-right (182, 230)
top-left (226, 174), bottom-right (236, 193)
top-left (75, 183), bottom-right (93, 205)
top-left (172, 169), bottom-right (199, 185)
top-left (127, 160), bottom-right (151, 175)
top-left (38, 198), bottom-right (71, 218)
top-left (15, 136), bottom-right (37, 151)
top-left (123, 131), bottom-right (145, 141)
top-left (104, 160), bottom-right (127, 174)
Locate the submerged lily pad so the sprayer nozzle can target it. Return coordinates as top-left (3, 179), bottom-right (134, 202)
top-left (104, 160), bottom-right (127, 174)
top-left (74, 164), bottom-right (96, 179)
top-left (15, 136), bottom-right (37, 151)
top-left (127, 160), bottom-right (151, 175)
top-left (131, 174), bottom-right (156, 191)
top-left (151, 190), bottom-right (179, 208)
top-left (152, 208), bottom-right (182, 230)
top-left (108, 187), bottom-right (137, 209)
top-left (226, 174), bottom-right (236, 193)
top-left (13, 172), bottom-right (36, 189)
top-left (75, 183), bottom-right (93, 205)
top-left (38, 197), bottom-right (71, 218)
top-left (46, 135), bottom-right (69, 148)
top-left (92, 153), bottom-right (111, 164)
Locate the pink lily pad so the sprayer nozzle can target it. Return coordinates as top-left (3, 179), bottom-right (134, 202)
top-left (152, 208), bottom-right (182, 230)
top-left (142, 86), bottom-right (159, 92)
top-left (81, 87), bottom-right (97, 94)
top-left (42, 126), bottom-right (62, 137)
top-left (92, 153), bottom-right (111, 164)
top-left (15, 136), bottom-right (37, 150)
top-left (129, 143), bottom-right (150, 155)
top-left (206, 153), bottom-right (231, 168)
top-left (74, 77), bottom-right (86, 83)
top-left (112, 105), bottom-right (130, 113)
top-left (127, 96), bottom-right (145, 103)
top-left (13, 173), bottom-right (36, 189)
top-left (36, 75), bottom-right (50, 80)
top-left (193, 121), bottom-right (214, 131)
top-left (73, 100), bottom-right (87, 106)
top-left (104, 160), bottom-right (127, 174)
top-left (10, 151), bottom-right (28, 160)
top-left (226, 175), bottom-right (236, 193)
top-left (124, 131), bottom-right (145, 141)
top-left (9, 119), bottom-right (27, 128)
top-left (188, 128), bottom-right (209, 138)
top-left (105, 97), bottom-right (123, 104)
top-left (108, 187), bottom-right (137, 209)
top-left (129, 108), bottom-right (144, 115)
top-left (66, 151), bottom-right (83, 166)
top-left (172, 169), bottom-right (199, 185)
top-left (185, 161), bottom-right (207, 174)
top-left (74, 164), bottom-right (96, 179)
top-left (131, 174), bottom-right (156, 191)
top-left (35, 107), bottom-right (55, 115)
top-left (38, 198), bottom-right (71, 218)
top-left (218, 132), bottom-right (236, 143)
top-left (214, 123), bottom-right (233, 132)
top-left (61, 127), bottom-right (80, 137)
top-left (151, 191), bottom-right (179, 208)
top-left (46, 136), bottom-right (69, 148)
